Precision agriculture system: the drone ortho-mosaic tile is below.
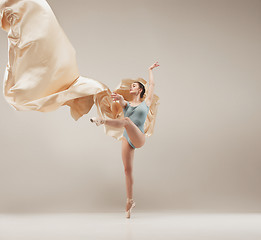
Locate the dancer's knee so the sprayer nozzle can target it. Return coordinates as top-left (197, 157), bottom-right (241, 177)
top-left (123, 117), bottom-right (131, 127)
top-left (124, 166), bottom-right (132, 175)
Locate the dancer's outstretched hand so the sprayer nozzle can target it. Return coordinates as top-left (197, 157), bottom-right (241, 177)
top-left (111, 92), bottom-right (124, 102)
top-left (148, 61), bottom-right (160, 70)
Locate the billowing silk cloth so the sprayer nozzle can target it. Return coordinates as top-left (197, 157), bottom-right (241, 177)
top-left (0, 0), bottom-right (159, 140)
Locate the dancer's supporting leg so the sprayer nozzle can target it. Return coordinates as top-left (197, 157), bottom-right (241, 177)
top-left (121, 137), bottom-right (135, 211)
top-left (103, 117), bottom-right (145, 148)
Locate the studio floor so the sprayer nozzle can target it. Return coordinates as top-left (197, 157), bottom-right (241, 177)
top-left (0, 211), bottom-right (261, 240)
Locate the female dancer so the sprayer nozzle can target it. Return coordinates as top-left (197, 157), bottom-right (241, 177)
top-left (90, 61), bottom-right (160, 218)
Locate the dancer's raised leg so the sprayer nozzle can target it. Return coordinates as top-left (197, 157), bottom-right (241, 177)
top-left (91, 117), bottom-right (145, 148)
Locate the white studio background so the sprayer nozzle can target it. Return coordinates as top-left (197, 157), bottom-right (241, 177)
top-left (0, 0), bottom-right (260, 213)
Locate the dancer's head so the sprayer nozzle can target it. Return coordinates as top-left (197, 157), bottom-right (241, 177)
top-left (130, 82), bottom-right (145, 98)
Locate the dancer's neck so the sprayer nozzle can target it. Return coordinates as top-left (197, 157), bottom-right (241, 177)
top-left (130, 95), bottom-right (142, 106)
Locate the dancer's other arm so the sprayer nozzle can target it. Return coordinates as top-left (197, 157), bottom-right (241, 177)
top-left (145, 61), bottom-right (160, 107)
top-left (111, 92), bottom-right (128, 109)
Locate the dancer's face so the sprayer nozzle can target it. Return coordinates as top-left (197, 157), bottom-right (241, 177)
top-left (130, 83), bottom-right (142, 96)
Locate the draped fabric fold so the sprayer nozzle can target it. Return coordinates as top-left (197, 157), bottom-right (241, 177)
top-left (0, 0), bottom-right (159, 140)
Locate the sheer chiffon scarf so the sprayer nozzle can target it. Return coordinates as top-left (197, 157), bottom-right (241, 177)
top-left (0, 0), bottom-right (159, 140)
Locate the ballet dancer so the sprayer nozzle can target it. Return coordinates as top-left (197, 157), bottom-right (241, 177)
top-left (90, 61), bottom-right (160, 218)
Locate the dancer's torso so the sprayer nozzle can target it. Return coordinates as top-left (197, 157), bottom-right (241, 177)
top-left (123, 101), bottom-right (149, 133)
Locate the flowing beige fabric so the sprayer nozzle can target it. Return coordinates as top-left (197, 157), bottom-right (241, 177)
top-left (0, 0), bottom-right (159, 140)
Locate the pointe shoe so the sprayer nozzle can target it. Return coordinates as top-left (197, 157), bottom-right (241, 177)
top-left (90, 117), bottom-right (104, 126)
top-left (126, 198), bottom-right (136, 218)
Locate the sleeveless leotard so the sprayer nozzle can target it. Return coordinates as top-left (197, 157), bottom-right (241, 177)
top-left (122, 101), bottom-right (150, 148)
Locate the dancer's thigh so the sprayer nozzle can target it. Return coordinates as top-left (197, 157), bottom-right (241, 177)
top-left (124, 118), bottom-right (145, 148)
top-left (121, 137), bottom-right (135, 172)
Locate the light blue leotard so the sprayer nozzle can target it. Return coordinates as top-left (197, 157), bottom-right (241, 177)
top-left (122, 100), bottom-right (150, 149)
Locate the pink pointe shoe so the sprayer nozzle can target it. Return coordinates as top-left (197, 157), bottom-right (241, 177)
top-left (126, 198), bottom-right (136, 218)
top-left (90, 117), bottom-right (104, 126)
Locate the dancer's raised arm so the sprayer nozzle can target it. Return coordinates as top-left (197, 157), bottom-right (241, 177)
top-left (145, 61), bottom-right (160, 107)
